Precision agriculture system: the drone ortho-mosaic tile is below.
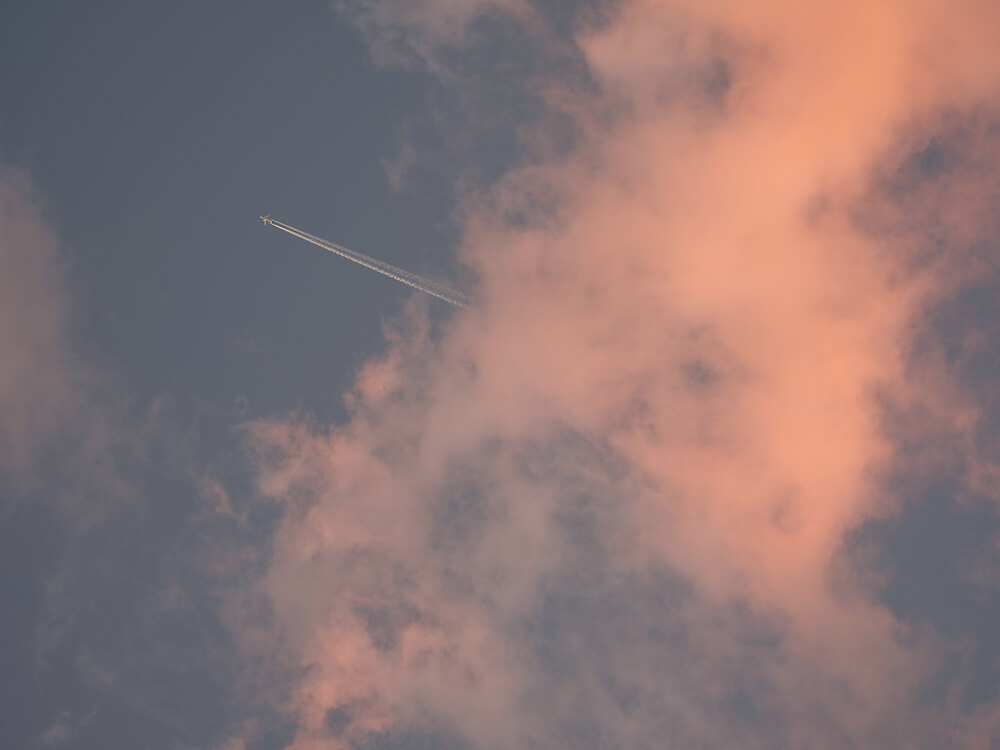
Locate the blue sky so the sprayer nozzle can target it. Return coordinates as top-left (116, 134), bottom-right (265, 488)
top-left (2, 2), bottom-right (1000, 749)
top-left (1, 0), bottom-right (463, 419)
top-left (1, 2), bottom-right (456, 746)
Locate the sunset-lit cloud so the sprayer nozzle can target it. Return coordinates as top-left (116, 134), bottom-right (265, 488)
top-left (234, 1), bottom-right (1000, 747)
top-left (0, 163), bottom-right (77, 479)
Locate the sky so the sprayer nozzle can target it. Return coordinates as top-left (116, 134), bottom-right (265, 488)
top-left (1, 1), bottom-right (1000, 748)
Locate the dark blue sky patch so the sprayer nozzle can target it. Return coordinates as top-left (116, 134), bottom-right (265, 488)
top-left (918, 276), bottom-right (1000, 467)
top-left (353, 723), bottom-right (471, 750)
top-left (324, 704), bottom-right (354, 735)
top-left (854, 111), bottom-right (1000, 280)
top-left (429, 451), bottom-right (504, 554)
top-left (354, 596), bottom-right (423, 653)
top-left (850, 484), bottom-right (1000, 710)
top-left (522, 562), bottom-right (789, 747)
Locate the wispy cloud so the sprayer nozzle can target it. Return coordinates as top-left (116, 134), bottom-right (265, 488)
top-left (0, 159), bottom-right (251, 747)
top-left (35, 708), bottom-right (97, 747)
top-left (334, 0), bottom-right (532, 71)
top-left (0, 163), bottom-right (77, 481)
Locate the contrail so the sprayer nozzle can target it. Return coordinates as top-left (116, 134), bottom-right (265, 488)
top-left (260, 215), bottom-right (473, 309)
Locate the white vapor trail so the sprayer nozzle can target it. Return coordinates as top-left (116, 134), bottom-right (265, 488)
top-left (263, 217), bottom-right (474, 309)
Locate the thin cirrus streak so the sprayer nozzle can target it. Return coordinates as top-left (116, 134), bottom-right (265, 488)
top-left (262, 216), bottom-right (474, 309)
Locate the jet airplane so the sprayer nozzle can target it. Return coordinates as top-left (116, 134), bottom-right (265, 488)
top-left (257, 214), bottom-right (473, 308)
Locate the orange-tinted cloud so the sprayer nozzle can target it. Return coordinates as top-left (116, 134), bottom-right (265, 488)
top-left (238, 1), bottom-right (1000, 747)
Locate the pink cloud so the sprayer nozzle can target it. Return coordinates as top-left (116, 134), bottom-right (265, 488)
top-left (237, 1), bottom-right (1000, 746)
top-left (0, 162), bottom-right (77, 479)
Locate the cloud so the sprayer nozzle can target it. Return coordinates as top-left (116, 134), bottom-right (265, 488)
top-left (333, 0), bottom-right (532, 71)
top-left (0, 158), bottom-right (251, 748)
top-left (0, 162), bottom-right (78, 480)
top-left (0, 159), bottom-right (127, 515)
top-left (236, 1), bottom-right (1000, 747)
top-left (35, 708), bottom-right (97, 747)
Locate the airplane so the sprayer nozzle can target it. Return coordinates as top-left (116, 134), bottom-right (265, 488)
top-left (259, 214), bottom-right (272, 226)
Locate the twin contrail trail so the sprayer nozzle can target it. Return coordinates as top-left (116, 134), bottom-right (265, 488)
top-left (260, 215), bottom-right (473, 309)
